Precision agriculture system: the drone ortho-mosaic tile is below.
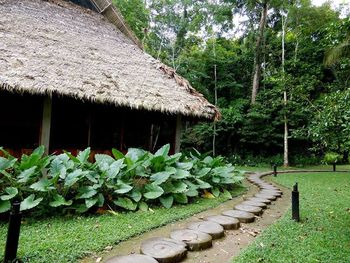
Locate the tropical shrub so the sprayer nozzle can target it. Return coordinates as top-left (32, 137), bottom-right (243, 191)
top-left (323, 152), bottom-right (342, 165)
top-left (0, 145), bottom-right (243, 215)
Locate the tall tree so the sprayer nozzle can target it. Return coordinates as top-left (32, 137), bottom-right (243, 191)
top-left (251, 0), bottom-right (268, 104)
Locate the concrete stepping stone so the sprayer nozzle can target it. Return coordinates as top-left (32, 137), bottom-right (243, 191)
top-left (222, 209), bottom-right (255, 223)
top-left (240, 200), bottom-right (267, 209)
top-left (187, 221), bottom-right (224, 239)
top-left (260, 190), bottom-right (282, 197)
top-left (235, 204), bottom-right (263, 215)
top-left (140, 237), bottom-right (187, 263)
top-left (255, 193), bottom-right (277, 201)
top-left (170, 229), bottom-right (212, 251)
top-left (106, 254), bottom-right (158, 263)
top-left (205, 215), bottom-right (240, 230)
top-left (247, 197), bottom-right (271, 204)
top-left (260, 185), bottom-right (279, 190)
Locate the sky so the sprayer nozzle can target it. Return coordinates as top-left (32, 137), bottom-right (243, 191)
top-left (311, 0), bottom-right (348, 7)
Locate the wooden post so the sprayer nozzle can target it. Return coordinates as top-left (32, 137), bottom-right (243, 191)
top-left (39, 96), bottom-right (52, 155)
top-left (174, 115), bottom-right (182, 153)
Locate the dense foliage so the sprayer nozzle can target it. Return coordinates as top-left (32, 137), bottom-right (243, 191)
top-left (0, 145), bottom-right (243, 215)
top-left (113, 0), bottom-right (350, 165)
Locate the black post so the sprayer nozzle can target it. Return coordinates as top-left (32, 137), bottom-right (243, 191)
top-left (333, 163), bottom-right (336, 172)
top-left (273, 164), bottom-right (277, 177)
top-left (292, 183), bottom-right (300, 222)
top-left (4, 200), bottom-right (22, 263)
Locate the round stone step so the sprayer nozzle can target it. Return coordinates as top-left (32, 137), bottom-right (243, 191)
top-left (140, 237), bottom-right (187, 263)
top-left (187, 221), bottom-right (224, 239)
top-left (235, 204), bottom-right (263, 215)
top-left (106, 254), bottom-right (158, 263)
top-left (222, 209), bottom-right (255, 223)
top-left (260, 185), bottom-right (279, 190)
top-left (247, 197), bottom-right (271, 204)
top-left (260, 190), bottom-right (282, 197)
top-left (240, 200), bottom-right (267, 209)
top-left (255, 193), bottom-right (277, 201)
top-left (170, 229), bottom-right (212, 251)
top-left (205, 215), bottom-right (240, 230)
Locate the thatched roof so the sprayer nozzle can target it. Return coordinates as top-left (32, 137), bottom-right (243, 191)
top-left (0, 0), bottom-right (220, 120)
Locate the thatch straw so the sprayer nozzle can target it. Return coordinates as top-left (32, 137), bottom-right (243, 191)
top-left (0, 0), bottom-right (220, 120)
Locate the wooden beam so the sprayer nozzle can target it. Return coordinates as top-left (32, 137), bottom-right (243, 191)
top-left (39, 96), bottom-right (52, 155)
top-left (174, 115), bottom-right (182, 153)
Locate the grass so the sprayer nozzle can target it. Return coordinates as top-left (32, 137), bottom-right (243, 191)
top-left (0, 186), bottom-right (246, 263)
top-left (234, 171), bottom-right (350, 263)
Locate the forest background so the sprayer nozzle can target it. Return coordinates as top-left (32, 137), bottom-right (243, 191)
top-left (114, 0), bottom-right (350, 166)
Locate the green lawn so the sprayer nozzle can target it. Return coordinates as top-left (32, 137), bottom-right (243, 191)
top-left (234, 171), bottom-right (350, 263)
top-left (0, 186), bottom-right (245, 263)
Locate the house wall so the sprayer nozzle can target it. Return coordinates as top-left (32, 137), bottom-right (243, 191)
top-left (0, 91), bottom-right (179, 157)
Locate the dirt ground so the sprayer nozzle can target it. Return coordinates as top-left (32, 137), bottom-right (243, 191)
top-left (81, 176), bottom-right (291, 263)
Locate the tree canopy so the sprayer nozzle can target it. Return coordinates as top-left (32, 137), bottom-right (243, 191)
top-left (113, 0), bottom-right (350, 165)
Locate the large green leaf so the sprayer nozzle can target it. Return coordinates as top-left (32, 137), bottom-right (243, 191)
top-left (112, 148), bottom-right (125, 160)
top-left (30, 178), bottom-right (54, 192)
top-left (195, 178), bottom-right (212, 189)
top-left (126, 148), bottom-right (146, 162)
top-left (77, 148), bottom-right (91, 164)
top-left (85, 196), bottom-right (98, 209)
top-left (77, 186), bottom-right (98, 199)
top-left (64, 169), bottom-right (84, 187)
top-left (154, 144), bottom-right (170, 157)
top-left (114, 197), bottom-right (137, 211)
top-left (49, 157), bottom-right (67, 179)
top-left (0, 156), bottom-right (16, 171)
top-left (172, 169), bottom-right (190, 179)
top-left (176, 162), bottom-right (193, 170)
top-left (129, 189), bottom-right (142, 202)
top-left (160, 195), bottom-right (174, 208)
top-left (150, 171), bottom-right (171, 185)
top-left (106, 159), bottom-right (125, 179)
top-left (144, 183), bottom-right (164, 199)
top-left (17, 166), bottom-right (37, 183)
top-left (49, 194), bottom-right (72, 207)
top-left (0, 200), bottom-right (11, 213)
top-left (195, 168), bottom-right (211, 178)
top-left (115, 183), bottom-right (133, 194)
top-left (20, 194), bottom-right (43, 211)
top-left (150, 155), bottom-right (166, 172)
top-left (0, 187), bottom-right (18, 201)
top-left (165, 153), bottom-right (182, 165)
top-left (95, 154), bottom-right (114, 172)
top-left (222, 189), bottom-right (232, 199)
top-left (172, 181), bottom-right (188, 193)
top-left (174, 193), bottom-right (188, 204)
top-left (138, 201), bottom-right (148, 211)
top-left (212, 187), bottom-right (220, 197)
top-left (19, 146), bottom-right (45, 170)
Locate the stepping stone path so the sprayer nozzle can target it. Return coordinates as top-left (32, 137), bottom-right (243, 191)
top-left (170, 229), bottom-right (212, 251)
top-left (109, 172), bottom-right (283, 263)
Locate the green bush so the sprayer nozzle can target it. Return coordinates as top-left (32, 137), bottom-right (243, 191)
top-left (0, 145), bottom-right (243, 216)
top-left (323, 152), bottom-right (342, 164)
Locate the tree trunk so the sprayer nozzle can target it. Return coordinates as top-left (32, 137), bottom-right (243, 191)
top-left (282, 12), bottom-right (289, 167)
top-left (213, 39), bottom-right (218, 156)
top-left (251, 1), bottom-right (268, 104)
